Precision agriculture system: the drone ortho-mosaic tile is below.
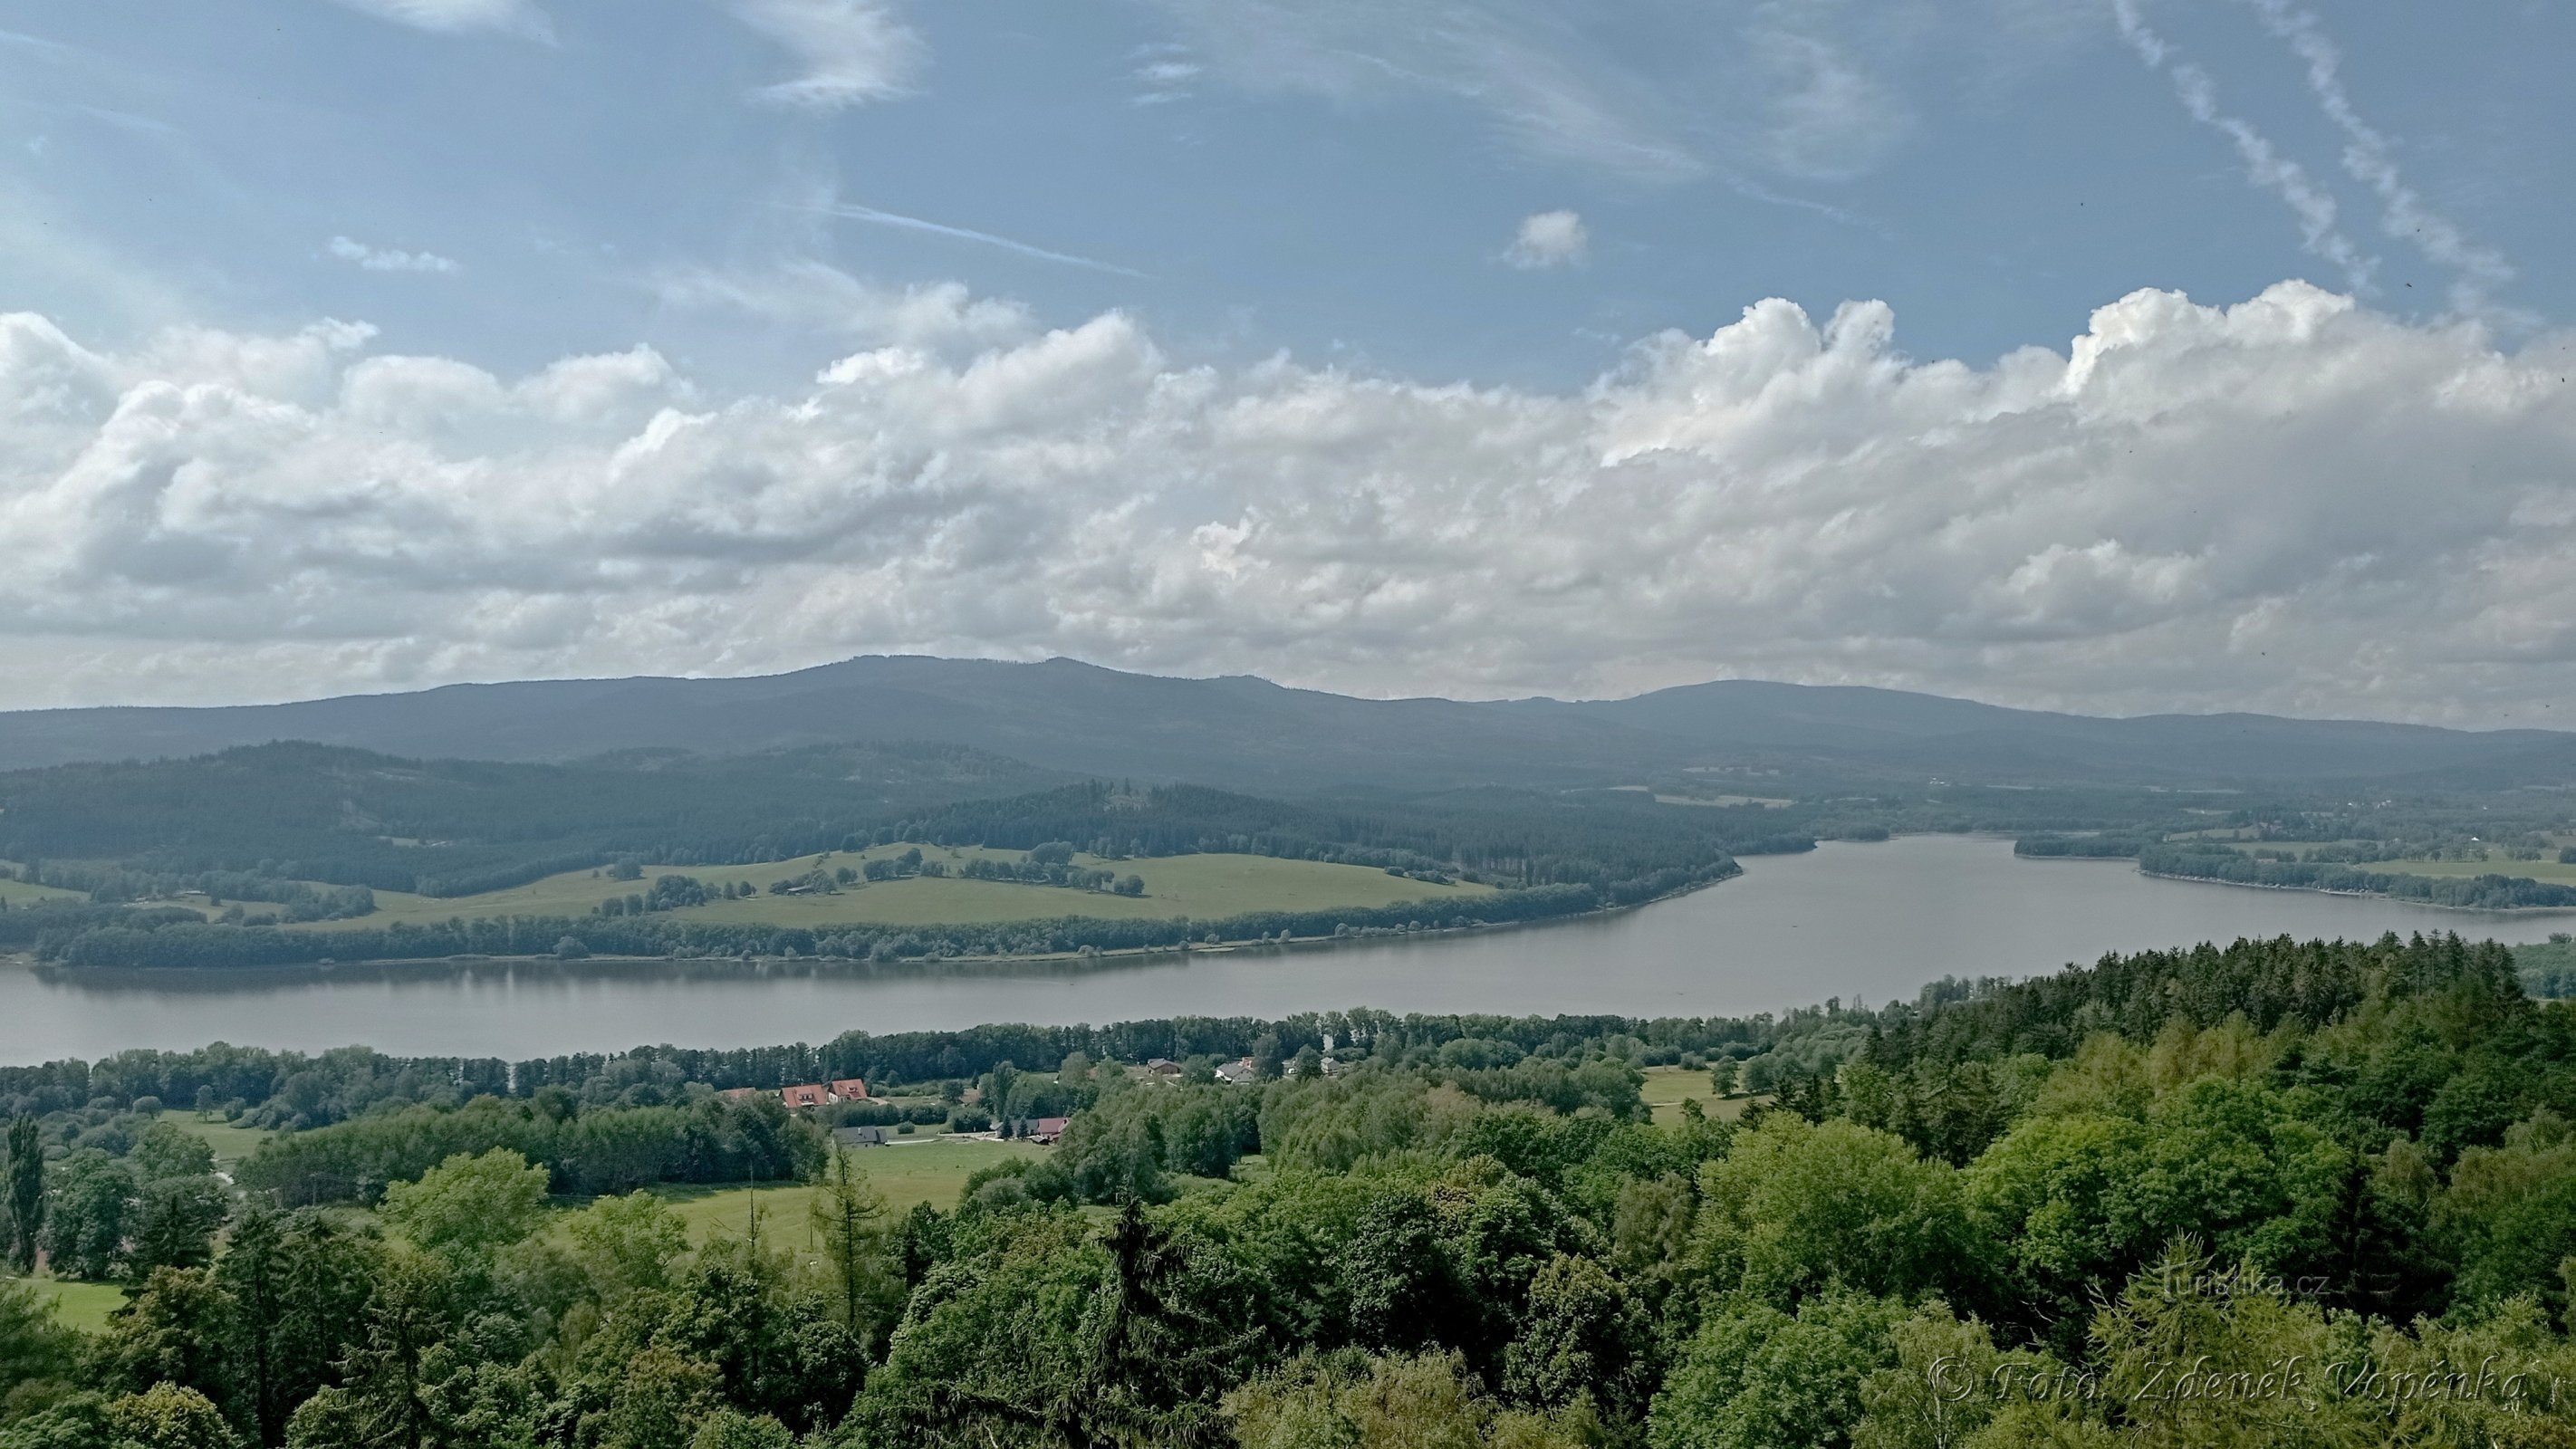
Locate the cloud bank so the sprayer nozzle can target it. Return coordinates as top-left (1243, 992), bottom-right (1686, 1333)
top-left (2, 282), bottom-right (2572, 721)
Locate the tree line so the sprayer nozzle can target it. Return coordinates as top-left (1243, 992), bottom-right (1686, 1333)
top-left (31, 879), bottom-right (1687, 972)
top-left (10, 931), bottom-right (2576, 1444)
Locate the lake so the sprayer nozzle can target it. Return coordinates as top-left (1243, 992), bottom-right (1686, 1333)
top-left (3, 833), bottom-right (2568, 1062)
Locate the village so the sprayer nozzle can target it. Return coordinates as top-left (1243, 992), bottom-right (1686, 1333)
top-left (724, 1048), bottom-right (1339, 1150)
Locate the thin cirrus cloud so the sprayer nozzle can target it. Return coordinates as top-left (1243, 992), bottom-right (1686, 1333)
top-left (2, 278), bottom-right (2572, 720)
top-left (732, 0), bottom-right (924, 110)
top-left (2235, 0), bottom-right (2517, 319)
top-left (1504, 210), bottom-right (1587, 268)
top-left (328, 236), bottom-right (460, 273)
top-left (2110, 0), bottom-right (2373, 294)
top-left (797, 200), bottom-right (1149, 278)
top-left (1133, 0), bottom-right (1919, 189)
top-left (324, 0), bottom-right (553, 40)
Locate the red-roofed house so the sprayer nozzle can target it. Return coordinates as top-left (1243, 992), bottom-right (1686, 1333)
top-left (828, 1078), bottom-right (868, 1102)
top-left (781, 1084), bottom-right (827, 1109)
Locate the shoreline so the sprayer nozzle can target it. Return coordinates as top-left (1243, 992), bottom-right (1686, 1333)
top-left (10, 865), bottom-right (1749, 981)
top-left (2135, 867), bottom-right (2576, 916)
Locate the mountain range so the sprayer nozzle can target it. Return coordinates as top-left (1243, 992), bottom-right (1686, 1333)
top-left (3, 656), bottom-right (2571, 793)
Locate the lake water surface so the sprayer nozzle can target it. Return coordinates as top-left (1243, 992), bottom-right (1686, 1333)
top-left (4, 834), bottom-right (2568, 1062)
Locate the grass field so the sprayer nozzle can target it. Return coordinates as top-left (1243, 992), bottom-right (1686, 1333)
top-left (27, 1278), bottom-right (125, 1332)
top-left (157, 1110), bottom-right (277, 1168)
top-left (0, 860), bottom-right (82, 908)
top-left (654, 1138), bottom-right (1045, 1246)
top-left (1639, 1065), bottom-right (1760, 1126)
top-left (315, 844), bottom-right (1493, 934)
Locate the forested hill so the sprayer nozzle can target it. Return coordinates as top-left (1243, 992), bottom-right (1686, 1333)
top-left (4, 654), bottom-right (2573, 791)
top-left (0, 741), bottom-right (1066, 897)
top-left (0, 745), bottom-right (1777, 904)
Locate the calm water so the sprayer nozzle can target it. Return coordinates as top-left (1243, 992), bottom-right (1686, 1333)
top-left (3, 834), bottom-right (2567, 1063)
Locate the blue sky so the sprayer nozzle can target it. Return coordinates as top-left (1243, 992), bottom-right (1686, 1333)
top-left (1, 1), bottom-right (2572, 723)
top-left (7, 0), bottom-right (2560, 389)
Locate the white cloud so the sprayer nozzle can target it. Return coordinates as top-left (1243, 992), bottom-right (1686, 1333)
top-left (2, 282), bottom-right (2574, 722)
top-left (1133, 0), bottom-right (1927, 187)
top-left (650, 261), bottom-right (1035, 349)
top-left (732, 0), bottom-right (923, 111)
top-left (2237, 0), bottom-right (2517, 320)
top-left (2110, 0), bottom-right (2372, 292)
top-left (328, 236), bottom-right (460, 273)
top-left (1504, 210), bottom-right (1588, 269)
top-left (326, 0), bottom-right (553, 40)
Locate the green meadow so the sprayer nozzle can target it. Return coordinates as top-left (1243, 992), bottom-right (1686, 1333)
top-left (29, 1278), bottom-right (126, 1333)
top-left (156, 1109), bottom-right (278, 1168)
top-left (0, 861), bottom-right (82, 908)
top-left (652, 1137), bottom-right (1045, 1247)
top-left (318, 843), bottom-right (1493, 933)
top-left (1637, 1064), bottom-right (1761, 1127)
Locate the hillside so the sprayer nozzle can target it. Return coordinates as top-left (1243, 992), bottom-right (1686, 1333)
top-left (4, 656), bottom-right (2573, 791)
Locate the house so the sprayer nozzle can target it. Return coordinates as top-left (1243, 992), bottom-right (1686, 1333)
top-left (1213, 1058), bottom-right (1260, 1086)
top-left (1017, 1117), bottom-right (1071, 1144)
top-left (828, 1078), bottom-right (868, 1102)
top-left (781, 1083), bottom-right (827, 1110)
top-left (1143, 1058), bottom-right (1181, 1078)
top-left (832, 1126), bottom-right (889, 1147)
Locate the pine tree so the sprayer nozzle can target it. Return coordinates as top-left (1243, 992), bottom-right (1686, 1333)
top-left (4, 1116), bottom-right (41, 1272)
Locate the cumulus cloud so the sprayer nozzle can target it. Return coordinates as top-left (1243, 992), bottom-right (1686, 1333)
top-left (733, 0), bottom-right (923, 110)
top-left (1504, 210), bottom-right (1588, 269)
top-left (2, 282), bottom-right (2573, 721)
top-left (328, 236), bottom-right (460, 274)
top-left (327, 0), bottom-right (552, 40)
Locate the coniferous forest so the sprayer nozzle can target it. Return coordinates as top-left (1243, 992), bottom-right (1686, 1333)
top-left (7, 932), bottom-right (2576, 1445)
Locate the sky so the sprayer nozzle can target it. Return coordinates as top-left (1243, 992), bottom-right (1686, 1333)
top-left (1, 0), bottom-right (2571, 726)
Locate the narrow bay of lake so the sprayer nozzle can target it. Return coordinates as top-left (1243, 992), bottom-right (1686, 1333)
top-left (4, 834), bottom-right (2568, 1062)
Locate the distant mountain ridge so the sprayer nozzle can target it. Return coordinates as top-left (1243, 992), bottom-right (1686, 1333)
top-left (1, 656), bottom-right (2570, 792)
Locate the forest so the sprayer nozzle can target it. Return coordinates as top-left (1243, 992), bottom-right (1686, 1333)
top-left (0, 746), bottom-right (1791, 970)
top-left (7, 931), bottom-right (2576, 1445)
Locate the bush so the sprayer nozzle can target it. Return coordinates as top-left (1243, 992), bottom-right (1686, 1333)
top-left (554, 936), bottom-right (590, 960)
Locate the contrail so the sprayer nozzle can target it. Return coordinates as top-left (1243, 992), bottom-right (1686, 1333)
top-left (797, 200), bottom-right (1149, 279)
top-left (2109, 0), bottom-right (2374, 293)
top-left (2236, 0), bottom-right (2514, 317)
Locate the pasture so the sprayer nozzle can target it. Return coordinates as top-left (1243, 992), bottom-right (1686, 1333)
top-left (0, 861), bottom-right (82, 908)
top-left (1638, 1064), bottom-right (1758, 1126)
top-left (320, 844), bottom-right (1493, 933)
top-left (156, 1109), bottom-right (277, 1168)
top-left (653, 1137), bottom-right (1046, 1243)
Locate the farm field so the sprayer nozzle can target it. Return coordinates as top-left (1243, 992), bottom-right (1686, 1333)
top-left (156, 1109), bottom-right (277, 1167)
top-left (653, 1137), bottom-right (1045, 1243)
top-left (311, 844), bottom-right (1493, 933)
